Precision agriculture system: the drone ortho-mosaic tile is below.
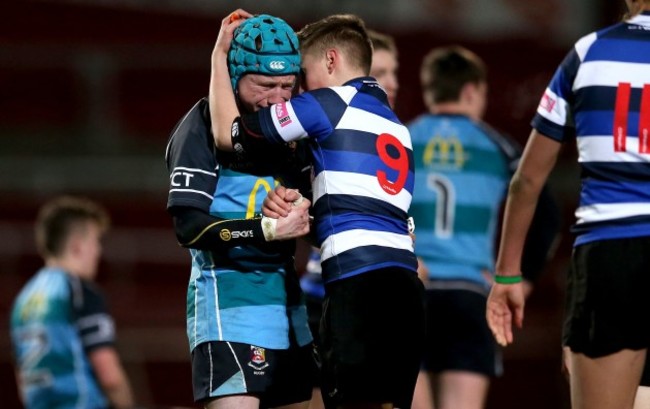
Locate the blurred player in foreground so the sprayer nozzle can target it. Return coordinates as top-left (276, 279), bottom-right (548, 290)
top-left (10, 196), bottom-right (134, 409)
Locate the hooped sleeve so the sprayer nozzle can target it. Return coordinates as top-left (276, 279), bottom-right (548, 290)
top-left (69, 277), bottom-right (116, 353)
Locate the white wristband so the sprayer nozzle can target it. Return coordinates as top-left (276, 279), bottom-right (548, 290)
top-left (261, 216), bottom-right (277, 241)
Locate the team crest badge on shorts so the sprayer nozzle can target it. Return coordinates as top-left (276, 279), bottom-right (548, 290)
top-left (248, 346), bottom-right (269, 372)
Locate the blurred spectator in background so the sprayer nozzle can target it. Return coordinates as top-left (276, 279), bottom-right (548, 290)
top-left (366, 29), bottom-right (400, 107)
top-left (165, 11), bottom-right (315, 409)
top-left (487, 1), bottom-right (650, 408)
top-left (10, 196), bottom-right (134, 409)
top-left (409, 46), bottom-right (559, 409)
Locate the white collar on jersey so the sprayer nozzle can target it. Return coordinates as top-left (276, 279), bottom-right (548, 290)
top-left (629, 11), bottom-right (650, 27)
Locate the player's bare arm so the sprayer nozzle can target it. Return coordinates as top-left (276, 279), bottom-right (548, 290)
top-left (88, 347), bottom-right (134, 409)
top-left (209, 10), bottom-right (251, 151)
top-left (487, 130), bottom-right (561, 346)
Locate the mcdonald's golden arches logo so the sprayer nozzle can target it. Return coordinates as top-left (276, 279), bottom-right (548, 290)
top-left (423, 135), bottom-right (466, 169)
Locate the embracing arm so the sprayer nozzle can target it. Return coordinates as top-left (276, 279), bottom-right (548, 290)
top-left (209, 10), bottom-right (252, 151)
top-left (170, 202), bottom-right (311, 248)
top-left (171, 206), bottom-right (269, 247)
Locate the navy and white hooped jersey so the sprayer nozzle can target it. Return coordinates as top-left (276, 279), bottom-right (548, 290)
top-left (409, 114), bottom-right (516, 287)
top-left (532, 11), bottom-right (650, 246)
top-left (165, 98), bottom-right (312, 351)
top-left (10, 268), bottom-right (114, 409)
top-left (253, 77), bottom-right (417, 283)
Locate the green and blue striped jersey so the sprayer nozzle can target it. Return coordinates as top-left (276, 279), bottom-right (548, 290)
top-left (409, 113), bottom-right (517, 287)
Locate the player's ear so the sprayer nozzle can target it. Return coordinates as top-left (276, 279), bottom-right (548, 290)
top-left (459, 82), bottom-right (475, 104)
top-left (66, 232), bottom-right (84, 258)
top-left (325, 48), bottom-right (337, 74)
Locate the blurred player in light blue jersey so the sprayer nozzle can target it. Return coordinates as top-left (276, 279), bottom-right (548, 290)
top-left (210, 12), bottom-right (425, 409)
top-left (409, 46), bottom-right (559, 409)
top-left (487, 1), bottom-right (650, 408)
top-left (165, 12), bottom-right (315, 409)
top-left (10, 196), bottom-right (134, 409)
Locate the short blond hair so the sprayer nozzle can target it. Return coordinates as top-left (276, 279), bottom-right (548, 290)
top-left (298, 14), bottom-right (372, 75)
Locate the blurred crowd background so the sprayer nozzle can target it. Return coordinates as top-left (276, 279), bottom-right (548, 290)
top-left (0, 1), bottom-right (629, 407)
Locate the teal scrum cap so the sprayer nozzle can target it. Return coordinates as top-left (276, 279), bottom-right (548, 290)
top-left (228, 14), bottom-right (301, 91)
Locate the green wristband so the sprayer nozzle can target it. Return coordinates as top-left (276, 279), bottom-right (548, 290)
top-left (494, 275), bottom-right (523, 284)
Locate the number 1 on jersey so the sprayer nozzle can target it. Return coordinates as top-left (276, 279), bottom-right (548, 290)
top-left (427, 173), bottom-right (455, 238)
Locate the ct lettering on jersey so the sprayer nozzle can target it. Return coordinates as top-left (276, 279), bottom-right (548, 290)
top-left (275, 103), bottom-right (293, 127)
top-left (423, 136), bottom-right (465, 169)
top-left (171, 171), bottom-right (195, 187)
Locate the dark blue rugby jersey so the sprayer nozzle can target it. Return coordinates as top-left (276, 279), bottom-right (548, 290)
top-left (249, 77), bottom-right (418, 283)
top-left (531, 11), bottom-right (650, 246)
